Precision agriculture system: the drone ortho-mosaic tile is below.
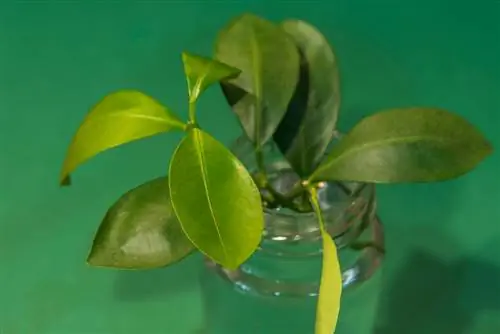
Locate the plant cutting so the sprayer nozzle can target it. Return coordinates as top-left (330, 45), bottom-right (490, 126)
top-left (59, 13), bottom-right (492, 334)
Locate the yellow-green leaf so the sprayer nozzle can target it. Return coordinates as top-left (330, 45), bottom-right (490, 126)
top-left (60, 90), bottom-right (185, 185)
top-left (309, 187), bottom-right (342, 334)
top-left (87, 177), bottom-right (195, 269)
top-left (316, 230), bottom-right (342, 334)
top-left (181, 52), bottom-right (241, 104)
top-left (168, 128), bottom-right (264, 269)
top-left (310, 107), bottom-right (493, 183)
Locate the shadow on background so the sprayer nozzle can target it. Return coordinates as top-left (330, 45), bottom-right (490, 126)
top-left (112, 255), bottom-right (201, 302)
top-left (195, 179), bottom-right (466, 334)
top-left (197, 265), bottom-right (317, 334)
top-left (374, 250), bottom-right (500, 334)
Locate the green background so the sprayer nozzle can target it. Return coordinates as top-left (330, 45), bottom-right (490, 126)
top-left (1, 1), bottom-right (499, 333)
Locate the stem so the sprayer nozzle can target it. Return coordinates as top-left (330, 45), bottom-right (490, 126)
top-left (255, 147), bottom-right (265, 173)
top-left (308, 186), bottom-right (327, 233)
top-left (188, 101), bottom-right (196, 124)
top-left (287, 180), bottom-right (307, 199)
top-left (263, 179), bottom-right (303, 211)
top-left (254, 145), bottom-right (304, 210)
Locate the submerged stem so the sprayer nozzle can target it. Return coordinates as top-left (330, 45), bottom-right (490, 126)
top-left (254, 145), bottom-right (300, 210)
top-left (252, 144), bottom-right (311, 212)
top-left (287, 180), bottom-right (307, 199)
top-left (308, 187), bottom-right (325, 231)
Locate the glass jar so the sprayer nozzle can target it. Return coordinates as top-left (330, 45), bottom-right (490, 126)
top-left (202, 134), bottom-right (384, 334)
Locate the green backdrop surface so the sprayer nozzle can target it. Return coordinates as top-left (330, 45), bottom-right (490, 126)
top-left (1, 1), bottom-right (499, 333)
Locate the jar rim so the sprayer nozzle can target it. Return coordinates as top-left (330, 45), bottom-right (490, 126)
top-left (262, 182), bottom-right (374, 218)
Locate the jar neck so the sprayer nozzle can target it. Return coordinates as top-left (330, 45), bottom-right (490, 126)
top-left (262, 181), bottom-right (375, 250)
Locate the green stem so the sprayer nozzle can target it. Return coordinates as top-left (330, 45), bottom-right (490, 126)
top-left (263, 179), bottom-right (302, 211)
top-left (308, 186), bottom-right (327, 233)
top-left (254, 146), bottom-right (300, 210)
top-left (287, 181), bottom-right (307, 199)
top-left (256, 147), bottom-right (266, 173)
top-left (188, 101), bottom-right (197, 124)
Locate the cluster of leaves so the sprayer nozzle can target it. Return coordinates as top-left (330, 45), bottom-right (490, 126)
top-left (59, 13), bottom-right (492, 334)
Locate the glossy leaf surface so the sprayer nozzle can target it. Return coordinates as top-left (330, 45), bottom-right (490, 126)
top-left (274, 19), bottom-right (341, 177)
top-left (181, 52), bottom-right (241, 104)
top-left (87, 177), bottom-right (194, 269)
top-left (310, 108), bottom-right (492, 183)
top-left (215, 13), bottom-right (300, 146)
top-left (169, 128), bottom-right (264, 269)
top-left (60, 90), bottom-right (185, 185)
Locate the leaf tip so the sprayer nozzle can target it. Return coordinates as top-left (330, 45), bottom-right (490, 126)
top-left (225, 65), bottom-right (242, 80)
top-left (181, 51), bottom-right (192, 66)
top-left (221, 256), bottom-right (247, 271)
top-left (86, 256), bottom-right (101, 268)
top-left (223, 262), bottom-right (240, 271)
top-left (60, 174), bottom-right (72, 187)
top-left (472, 135), bottom-right (494, 167)
top-left (485, 138), bottom-right (494, 155)
top-left (86, 248), bottom-right (110, 268)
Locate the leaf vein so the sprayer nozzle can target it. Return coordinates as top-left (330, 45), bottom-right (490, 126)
top-left (250, 26), bottom-right (262, 146)
top-left (313, 135), bottom-right (464, 179)
top-left (194, 130), bottom-right (229, 261)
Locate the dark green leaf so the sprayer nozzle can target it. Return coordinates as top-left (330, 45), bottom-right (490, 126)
top-left (169, 128), bottom-right (264, 269)
top-left (274, 19), bottom-right (341, 177)
top-left (215, 13), bottom-right (300, 146)
top-left (181, 52), bottom-right (241, 104)
top-left (87, 177), bottom-right (195, 269)
top-left (310, 108), bottom-right (492, 183)
top-left (60, 90), bottom-right (185, 185)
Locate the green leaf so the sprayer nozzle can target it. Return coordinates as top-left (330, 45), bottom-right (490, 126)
top-left (310, 107), bottom-right (493, 183)
top-left (274, 19), bottom-right (341, 177)
top-left (168, 128), bottom-right (264, 269)
top-left (60, 90), bottom-right (185, 185)
top-left (215, 13), bottom-right (300, 146)
top-left (181, 52), bottom-right (241, 104)
top-left (87, 177), bottom-right (195, 269)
